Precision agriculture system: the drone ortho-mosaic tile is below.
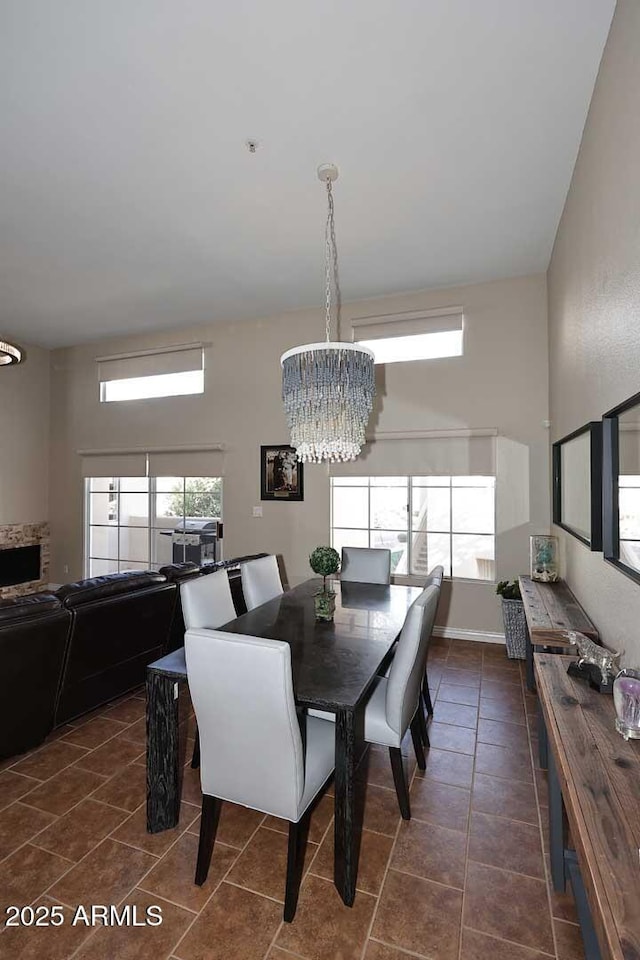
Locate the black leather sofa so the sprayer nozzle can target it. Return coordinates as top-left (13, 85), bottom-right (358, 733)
top-left (0, 593), bottom-right (72, 760)
top-left (0, 554), bottom-right (269, 760)
top-left (55, 570), bottom-right (177, 724)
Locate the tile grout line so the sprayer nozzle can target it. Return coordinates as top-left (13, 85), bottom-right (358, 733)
top-left (455, 643), bottom-right (481, 960)
top-left (67, 805), bottom-right (268, 960)
top-left (262, 806), bottom-right (337, 960)
top-left (526, 677), bottom-right (562, 960)
top-left (355, 637), bottom-right (453, 960)
top-left (2, 723), bottom-right (189, 932)
top-left (168, 810), bottom-right (273, 960)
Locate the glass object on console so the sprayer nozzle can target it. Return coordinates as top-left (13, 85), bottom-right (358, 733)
top-left (530, 534), bottom-right (559, 582)
top-left (613, 669), bottom-right (640, 740)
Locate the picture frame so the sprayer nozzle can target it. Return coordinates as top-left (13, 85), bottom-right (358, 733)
top-left (552, 421), bottom-right (602, 550)
top-left (260, 445), bottom-right (304, 501)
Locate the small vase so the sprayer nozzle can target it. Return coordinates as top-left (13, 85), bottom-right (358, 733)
top-left (314, 590), bottom-right (336, 622)
top-left (613, 669), bottom-right (640, 740)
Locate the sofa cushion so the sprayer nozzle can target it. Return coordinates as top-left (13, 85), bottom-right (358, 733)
top-left (0, 592), bottom-right (62, 624)
top-left (57, 570), bottom-right (166, 608)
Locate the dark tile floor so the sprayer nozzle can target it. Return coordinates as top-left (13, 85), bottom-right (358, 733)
top-left (0, 638), bottom-right (585, 960)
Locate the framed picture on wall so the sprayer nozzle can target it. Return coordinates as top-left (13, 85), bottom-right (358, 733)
top-left (260, 445), bottom-right (304, 501)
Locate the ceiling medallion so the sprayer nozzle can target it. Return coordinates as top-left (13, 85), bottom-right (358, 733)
top-left (280, 165), bottom-right (375, 464)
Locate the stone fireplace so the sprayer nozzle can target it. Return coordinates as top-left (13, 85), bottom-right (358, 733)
top-left (0, 522), bottom-right (50, 599)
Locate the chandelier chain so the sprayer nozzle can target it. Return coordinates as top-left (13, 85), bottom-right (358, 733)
top-left (324, 179), bottom-right (334, 342)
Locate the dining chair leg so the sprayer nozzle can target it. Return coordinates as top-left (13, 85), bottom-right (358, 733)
top-left (422, 674), bottom-right (434, 717)
top-left (284, 814), bottom-right (310, 922)
top-left (191, 728), bottom-right (200, 769)
top-left (195, 795), bottom-right (222, 885)
top-left (388, 746), bottom-right (411, 820)
top-left (417, 696), bottom-right (431, 749)
top-left (410, 714), bottom-right (427, 770)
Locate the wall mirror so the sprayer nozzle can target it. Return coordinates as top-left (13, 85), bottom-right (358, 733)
top-left (603, 392), bottom-right (640, 583)
top-left (552, 421), bottom-right (602, 550)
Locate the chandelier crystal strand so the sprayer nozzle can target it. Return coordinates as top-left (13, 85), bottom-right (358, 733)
top-left (281, 164), bottom-right (375, 464)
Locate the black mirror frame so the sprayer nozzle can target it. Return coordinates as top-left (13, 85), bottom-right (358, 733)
top-left (603, 390), bottom-right (640, 585)
top-left (552, 421), bottom-right (602, 550)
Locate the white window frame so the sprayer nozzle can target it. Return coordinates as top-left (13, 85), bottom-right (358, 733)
top-left (84, 476), bottom-right (223, 576)
top-left (330, 475), bottom-right (496, 582)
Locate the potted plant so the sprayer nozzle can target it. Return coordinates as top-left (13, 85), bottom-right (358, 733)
top-left (309, 546), bottom-right (340, 621)
top-left (496, 579), bottom-right (527, 659)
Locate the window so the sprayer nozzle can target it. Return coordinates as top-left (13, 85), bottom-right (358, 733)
top-left (98, 345), bottom-right (204, 402)
top-left (85, 476), bottom-right (222, 576)
top-left (351, 308), bottom-right (463, 365)
top-left (101, 370), bottom-right (204, 402)
top-left (619, 474), bottom-right (640, 570)
top-left (330, 476), bottom-right (495, 580)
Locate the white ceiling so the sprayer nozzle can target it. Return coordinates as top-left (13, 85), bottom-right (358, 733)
top-left (0, 0), bottom-right (615, 348)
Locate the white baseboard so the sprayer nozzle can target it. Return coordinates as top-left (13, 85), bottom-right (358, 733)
top-left (433, 625), bottom-right (505, 646)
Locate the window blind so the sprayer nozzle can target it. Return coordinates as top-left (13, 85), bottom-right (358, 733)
top-left (80, 453), bottom-right (147, 478)
top-left (147, 450), bottom-right (225, 477)
top-left (97, 344), bottom-right (203, 383)
top-left (329, 433), bottom-right (495, 478)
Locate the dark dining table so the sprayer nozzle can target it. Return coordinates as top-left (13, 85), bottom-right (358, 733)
top-left (146, 576), bottom-right (422, 906)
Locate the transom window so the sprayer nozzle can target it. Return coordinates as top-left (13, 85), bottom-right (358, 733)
top-left (330, 476), bottom-right (495, 580)
top-left (352, 308), bottom-right (463, 364)
top-left (98, 345), bottom-right (204, 402)
top-left (85, 476), bottom-right (222, 576)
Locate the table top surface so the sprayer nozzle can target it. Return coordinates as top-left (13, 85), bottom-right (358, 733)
top-left (149, 577), bottom-right (422, 711)
top-left (519, 575), bottom-right (598, 642)
top-left (535, 654), bottom-right (640, 960)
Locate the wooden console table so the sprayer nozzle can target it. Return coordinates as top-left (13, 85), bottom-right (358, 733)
top-left (535, 654), bottom-right (640, 960)
top-left (519, 576), bottom-right (598, 691)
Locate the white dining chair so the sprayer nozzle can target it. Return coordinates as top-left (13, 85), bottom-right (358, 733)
top-left (240, 554), bottom-right (284, 610)
top-left (310, 584), bottom-right (439, 818)
top-left (374, 583), bottom-right (439, 816)
top-left (383, 565), bottom-right (443, 701)
top-left (180, 568), bottom-right (237, 630)
top-left (180, 569), bottom-right (239, 770)
top-left (420, 565), bottom-right (444, 719)
top-left (341, 546), bottom-right (391, 585)
top-left (185, 627), bottom-right (335, 921)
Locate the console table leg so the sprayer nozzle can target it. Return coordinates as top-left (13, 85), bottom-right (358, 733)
top-left (565, 852), bottom-right (603, 960)
top-left (146, 669), bottom-right (182, 833)
top-left (526, 628), bottom-right (536, 692)
top-left (548, 748), bottom-right (567, 892)
top-left (537, 703), bottom-right (548, 770)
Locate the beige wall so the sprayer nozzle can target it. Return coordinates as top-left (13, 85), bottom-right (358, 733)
top-left (548, 0), bottom-right (640, 663)
top-left (49, 273), bottom-right (550, 635)
top-left (0, 343), bottom-right (50, 525)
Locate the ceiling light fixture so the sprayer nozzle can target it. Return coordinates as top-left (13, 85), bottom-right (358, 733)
top-left (0, 340), bottom-right (22, 366)
top-left (281, 164), bottom-right (375, 463)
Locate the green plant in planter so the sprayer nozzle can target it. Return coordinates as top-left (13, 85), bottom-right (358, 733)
top-left (309, 546), bottom-right (340, 621)
top-left (496, 579), bottom-right (521, 601)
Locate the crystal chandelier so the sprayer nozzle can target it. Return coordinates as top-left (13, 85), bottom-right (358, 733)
top-left (281, 165), bottom-right (375, 463)
top-left (0, 340), bottom-right (22, 365)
